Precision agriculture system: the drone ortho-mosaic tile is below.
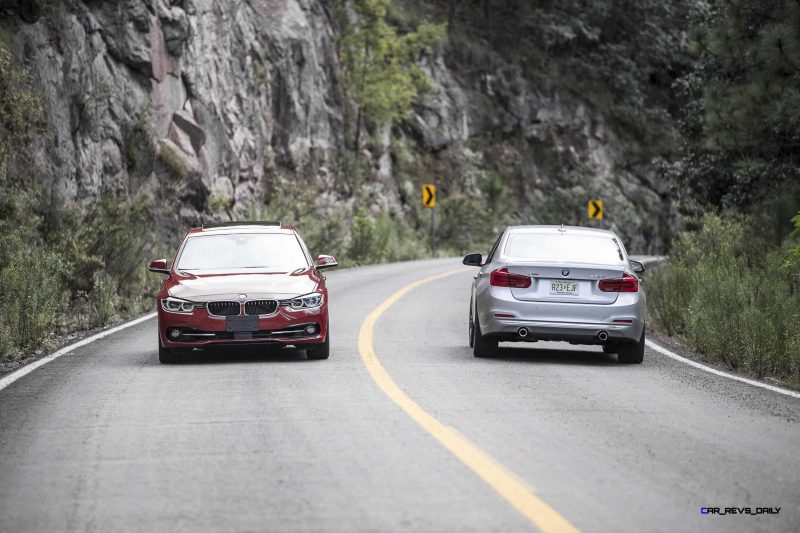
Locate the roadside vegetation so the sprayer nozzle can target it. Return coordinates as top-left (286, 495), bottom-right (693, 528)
top-left (647, 0), bottom-right (800, 386)
top-left (648, 213), bottom-right (800, 386)
top-left (0, 42), bottom-right (161, 364)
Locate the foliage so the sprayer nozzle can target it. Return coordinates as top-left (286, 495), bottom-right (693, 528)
top-left (784, 212), bottom-right (800, 273)
top-left (340, 0), bottom-right (445, 145)
top-left (669, 0), bottom-right (800, 211)
top-left (0, 41), bottom-right (45, 187)
top-left (347, 209), bottom-right (428, 264)
top-left (648, 214), bottom-right (800, 385)
top-left (0, 34), bottom-right (159, 360)
top-left (158, 143), bottom-right (188, 181)
top-left (124, 106), bottom-right (156, 176)
top-left (0, 244), bottom-right (65, 357)
top-left (434, 0), bottom-right (692, 151)
top-left (262, 176), bottom-right (427, 266)
top-left (208, 194), bottom-right (233, 213)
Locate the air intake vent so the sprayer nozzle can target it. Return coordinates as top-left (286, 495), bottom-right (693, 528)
top-left (245, 300), bottom-right (278, 316)
top-left (207, 301), bottom-right (240, 316)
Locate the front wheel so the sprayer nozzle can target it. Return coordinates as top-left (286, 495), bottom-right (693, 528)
top-left (617, 328), bottom-right (645, 364)
top-left (158, 334), bottom-right (183, 364)
top-left (307, 325), bottom-right (330, 360)
top-left (472, 309), bottom-right (498, 358)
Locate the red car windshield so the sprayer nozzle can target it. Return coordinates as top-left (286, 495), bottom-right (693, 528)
top-left (176, 233), bottom-right (308, 271)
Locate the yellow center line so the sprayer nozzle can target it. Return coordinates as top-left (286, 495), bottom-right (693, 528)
top-left (357, 267), bottom-right (580, 533)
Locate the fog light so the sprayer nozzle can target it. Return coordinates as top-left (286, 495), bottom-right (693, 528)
top-left (305, 325), bottom-right (317, 335)
top-left (169, 329), bottom-right (181, 339)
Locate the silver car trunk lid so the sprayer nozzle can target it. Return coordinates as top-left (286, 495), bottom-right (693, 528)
top-left (506, 263), bottom-right (624, 304)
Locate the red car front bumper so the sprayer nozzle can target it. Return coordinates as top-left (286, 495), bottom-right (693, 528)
top-left (158, 303), bottom-right (328, 349)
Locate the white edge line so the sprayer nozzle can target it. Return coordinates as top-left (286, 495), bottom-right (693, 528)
top-left (0, 312), bottom-right (157, 392)
top-left (646, 339), bottom-right (800, 400)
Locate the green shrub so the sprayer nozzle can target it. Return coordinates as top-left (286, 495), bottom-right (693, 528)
top-left (91, 272), bottom-right (118, 327)
top-left (208, 194), bottom-right (233, 213)
top-left (648, 213), bottom-right (800, 385)
top-left (0, 248), bottom-right (65, 359)
top-left (646, 263), bottom-right (693, 336)
top-left (158, 144), bottom-right (188, 181)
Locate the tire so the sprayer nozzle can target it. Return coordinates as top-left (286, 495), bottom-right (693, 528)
top-left (602, 345), bottom-right (617, 354)
top-left (307, 325), bottom-right (330, 360)
top-left (617, 328), bottom-right (645, 364)
top-left (468, 305), bottom-right (475, 348)
top-left (158, 334), bottom-right (183, 364)
top-left (472, 308), bottom-right (498, 358)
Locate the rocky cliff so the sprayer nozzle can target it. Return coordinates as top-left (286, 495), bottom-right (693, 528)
top-left (2, 0), bottom-right (672, 252)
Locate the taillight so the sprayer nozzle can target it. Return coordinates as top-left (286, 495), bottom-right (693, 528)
top-left (599, 273), bottom-right (639, 293)
top-left (490, 268), bottom-right (532, 288)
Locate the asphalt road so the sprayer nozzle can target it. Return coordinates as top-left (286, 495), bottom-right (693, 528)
top-left (1, 258), bottom-right (799, 532)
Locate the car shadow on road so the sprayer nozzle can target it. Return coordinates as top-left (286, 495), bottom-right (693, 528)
top-left (484, 344), bottom-right (620, 366)
top-left (161, 345), bottom-right (313, 365)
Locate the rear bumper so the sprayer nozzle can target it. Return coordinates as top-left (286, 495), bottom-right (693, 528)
top-left (477, 286), bottom-right (644, 344)
top-left (158, 304), bottom-right (328, 348)
top-left (483, 318), bottom-right (642, 344)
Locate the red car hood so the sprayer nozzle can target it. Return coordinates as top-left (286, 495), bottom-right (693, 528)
top-left (168, 270), bottom-right (320, 301)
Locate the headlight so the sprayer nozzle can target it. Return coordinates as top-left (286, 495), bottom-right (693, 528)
top-left (289, 292), bottom-right (323, 309)
top-left (161, 297), bottom-right (203, 313)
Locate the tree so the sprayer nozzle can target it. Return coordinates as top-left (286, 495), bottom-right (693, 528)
top-left (340, 0), bottom-right (445, 149)
top-left (670, 0), bottom-right (800, 210)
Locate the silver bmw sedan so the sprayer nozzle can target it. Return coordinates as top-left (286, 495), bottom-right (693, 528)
top-left (463, 225), bottom-right (646, 363)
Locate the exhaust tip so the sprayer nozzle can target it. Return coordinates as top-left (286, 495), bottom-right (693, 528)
top-left (598, 330), bottom-right (609, 342)
top-left (518, 327), bottom-right (529, 338)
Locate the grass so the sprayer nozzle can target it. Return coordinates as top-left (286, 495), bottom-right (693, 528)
top-left (647, 214), bottom-right (800, 386)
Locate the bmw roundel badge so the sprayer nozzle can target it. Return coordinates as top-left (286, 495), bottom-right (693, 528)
top-left (561, 268), bottom-right (570, 277)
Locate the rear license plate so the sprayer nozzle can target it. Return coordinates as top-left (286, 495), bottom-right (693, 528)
top-left (226, 315), bottom-right (259, 332)
top-left (550, 279), bottom-right (579, 296)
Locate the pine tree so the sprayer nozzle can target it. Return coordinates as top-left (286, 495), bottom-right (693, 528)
top-left (673, 0), bottom-right (800, 208)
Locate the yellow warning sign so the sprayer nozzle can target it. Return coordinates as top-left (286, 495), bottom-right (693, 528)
top-left (422, 184), bottom-right (436, 208)
top-left (588, 199), bottom-right (603, 220)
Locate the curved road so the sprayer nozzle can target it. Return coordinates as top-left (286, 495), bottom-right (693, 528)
top-left (1, 259), bottom-right (798, 532)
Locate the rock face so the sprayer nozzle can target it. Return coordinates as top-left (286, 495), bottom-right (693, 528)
top-left (8, 0), bottom-right (670, 252)
top-left (15, 0), bottom-right (343, 212)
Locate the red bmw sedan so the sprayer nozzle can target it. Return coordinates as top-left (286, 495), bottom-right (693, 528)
top-left (148, 222), bottom-right (337, 363)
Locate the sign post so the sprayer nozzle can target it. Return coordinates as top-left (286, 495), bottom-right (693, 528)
top-left (422, 184), bottom-right (436, 257)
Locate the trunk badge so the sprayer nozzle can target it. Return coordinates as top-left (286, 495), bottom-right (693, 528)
top-left (561, 269), bottom-right (570, 277)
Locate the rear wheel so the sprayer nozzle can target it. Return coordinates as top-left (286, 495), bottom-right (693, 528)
top-left (307, 325), bottom-right (330, 360)
top-left (617, 328), bottom-right (645, 364)
top-left (468, 305), bottom-right (475, 348)
top-left (472, 309), bottom-right (498, 358)
top-left (602, 345), bottom-right (617, 354)
top-left (158, 334), bottom-right (183, 364)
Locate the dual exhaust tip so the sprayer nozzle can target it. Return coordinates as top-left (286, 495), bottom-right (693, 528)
top-left (516, 328), bottom-right (609, 342)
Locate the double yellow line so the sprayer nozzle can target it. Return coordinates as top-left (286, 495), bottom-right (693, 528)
top-left (357, 268), bottom-right (579, 533)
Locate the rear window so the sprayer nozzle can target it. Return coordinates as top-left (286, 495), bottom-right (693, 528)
top-left (176, 233), bottom-right (308, 271)
top-left (504, 233), bottom-right (624, 264)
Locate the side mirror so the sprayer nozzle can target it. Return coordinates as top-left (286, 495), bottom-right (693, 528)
top-left (149, 259), bottom-right (170, 275)
top-left (463, 253), bottom-right (483, 267)
top-left (316, 254), bottom-right (338, 270)
top-left (630, 260), bottom-right (646, 274)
